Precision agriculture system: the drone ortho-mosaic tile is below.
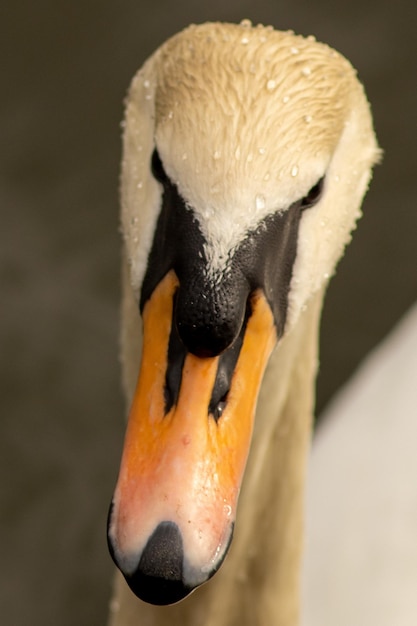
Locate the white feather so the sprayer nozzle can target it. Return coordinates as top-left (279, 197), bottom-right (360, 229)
top-left (303, 303), bottom-right (417, 625)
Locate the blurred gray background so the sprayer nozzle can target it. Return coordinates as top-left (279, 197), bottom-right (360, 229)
top-left (1, 0), bottom-right (415, 624)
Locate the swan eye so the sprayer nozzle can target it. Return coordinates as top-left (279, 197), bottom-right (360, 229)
top-left (151, 149), bottom-right (169, 184)
top-left (300, 176), bottom-right (325, 210)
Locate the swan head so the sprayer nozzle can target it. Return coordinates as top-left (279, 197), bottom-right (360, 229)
top-left (107, 21), bottom-right (380, 605)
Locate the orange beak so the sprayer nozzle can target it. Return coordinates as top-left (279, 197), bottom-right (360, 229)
top-left (108, 270), bottom-right (277, 603)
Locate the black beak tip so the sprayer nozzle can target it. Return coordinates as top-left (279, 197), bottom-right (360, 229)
top-left (124, 570), bottom-right (193, 606)
top-left (107, 516), bottom-right (235, 606)
top-left (108, 520), bottom-right (194, 606)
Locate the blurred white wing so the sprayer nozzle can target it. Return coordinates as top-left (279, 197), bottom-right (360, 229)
top-left (303, 303), bottom-right (417, 625)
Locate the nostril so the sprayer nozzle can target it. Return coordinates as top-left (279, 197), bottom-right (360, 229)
top-left (208, 302), bottom-right (249, 421)
top-left (165, 319), bottom-right (187, 413)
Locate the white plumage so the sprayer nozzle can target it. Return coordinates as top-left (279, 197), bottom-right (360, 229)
top-left (303, 303), bottom-right (417, 625)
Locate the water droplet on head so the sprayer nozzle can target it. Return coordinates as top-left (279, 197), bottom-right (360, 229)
top-left (213, 150), bottom-right (221, 160)
top-left (241, 36), bottom-right (249, 45)
top-left (283, 95), bottom-right (290, 104)
top-left (302, 66), bottom-right (312, 77)
top-left (304, 115), bottom-right (313, 123)
top-left (136, 181), bottom-right (143, 189)
top-left (291, 165), bottom-right (299, 177)
top-left (290, 46), bottom-right (299, 55)
top-left (258, 147), bottom-right (266, 155)
top-left (240, 18), bottom-right (252, 28)
top-left (266, 79), bottom-right (276, 91)
top-left (143, 79), bottom-right (150, 88)
top-left (255, 194), bottom-right (266, 210)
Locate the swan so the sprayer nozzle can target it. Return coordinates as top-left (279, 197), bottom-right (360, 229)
top-left (107, 21), bottom-right (380, 626)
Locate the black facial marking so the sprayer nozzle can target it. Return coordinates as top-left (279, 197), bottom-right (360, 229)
top-left (301, 176), bottom-right (325, 210)
top-left (151, 148), bottom-right (169, 184)
top-left (140, 148), bottom-right (320, 422)
top-left (140, 153), bottom-right (206, 314)
top-left (142, 148), bottom-right (308, 360)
